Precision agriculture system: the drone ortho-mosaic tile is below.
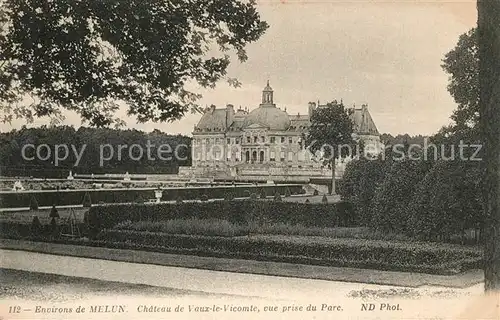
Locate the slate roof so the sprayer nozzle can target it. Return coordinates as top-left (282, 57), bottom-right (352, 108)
top-left (195, 104), bottom-right (379, 136)
top-left (350, 107), bottom-right (379, 135)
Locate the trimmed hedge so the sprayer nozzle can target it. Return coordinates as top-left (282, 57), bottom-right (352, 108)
top-left (88, 201), bottom-right (356, 229)
top-left (95, 229), bottom-right (482, 275)
top-left (0, 221), bottom-right (482, 275)
top-left (0, 185), bottom-right (303, 208)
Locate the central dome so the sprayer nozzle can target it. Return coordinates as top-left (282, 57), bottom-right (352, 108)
top-left (244, 107), bottom-right (290, 131)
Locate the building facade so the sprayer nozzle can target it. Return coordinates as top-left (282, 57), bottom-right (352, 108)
top-left (182, 82), bottom-right (383, 183)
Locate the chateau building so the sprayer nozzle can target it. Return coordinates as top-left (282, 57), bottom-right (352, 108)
top-left (182, 82), bottom-right (382, 183)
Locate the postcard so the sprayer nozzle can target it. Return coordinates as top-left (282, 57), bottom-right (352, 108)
top-left (0, 0), bottom-right (498, 319)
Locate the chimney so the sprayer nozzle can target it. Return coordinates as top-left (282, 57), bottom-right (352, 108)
top-left (226, 104), bottom-right (234, 127)
top-left (308, 102), bottom-right (317, 118)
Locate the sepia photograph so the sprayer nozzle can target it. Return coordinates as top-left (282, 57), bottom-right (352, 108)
top-left (0, 0), bottom-right (499, 319)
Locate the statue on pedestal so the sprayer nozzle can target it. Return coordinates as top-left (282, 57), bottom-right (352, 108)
top-left (123, 172), bottom-right (131, 181)
top-left (154, 187), bottom-right (163, 203)
top-left (67, 170), bottom-right (74, 180)
top-left (12, 180), bottom-right (25, 191)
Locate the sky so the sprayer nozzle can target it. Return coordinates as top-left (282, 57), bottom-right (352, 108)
top-left (2, 0), bottom-right (477, 136)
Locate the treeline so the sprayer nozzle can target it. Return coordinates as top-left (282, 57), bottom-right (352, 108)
top-left (380, 133), bottom-right (427, 147)
top-left (339, 133), bottom-right (483, 243)
top-left (0, 126), bottom-right (192, 178)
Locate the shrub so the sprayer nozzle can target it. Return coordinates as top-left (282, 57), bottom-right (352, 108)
top-left (243, 190), bottom-right (251, 198)
top-left (135, 195), bottom-right (145, 204)
top-left (224, 193), bottom-right (234, 201)
top-left (200, 194), bottom-right (209, 202)
top-left (273, 193), bottom-right (282, 202)
top-left (86, 208), bottom-right (101, 239)
top-left (371, 159), bottom-right (429, 233)
top-left (313, 189), bottom-right (319, 196)
top-left (260, 189), bottom-right (267, 199)
top-left (284, 188), bottom-right (291, 197)
top-left (29, 195), bottom-right (39, 210)
top-left (407, 160), bottom-right (483, 241)
top-left (49, 205), bottom-right (59, 218)
top-left (322, 194), bottom-right (328, 204)
top-left (339, 158), bottom-right (387, 226)
top-left (50, 217), bottom-right (59, 237)
top-left (250, 193), bottom-right (258, 200)
top-left (305, 199), bottom-right (310, 204)
top-left (30, 216), bottom-right (42, 235)
top-left (82, 192), bottom-right (92, 207)
top-left (176, 196), bottom-right (183, 204)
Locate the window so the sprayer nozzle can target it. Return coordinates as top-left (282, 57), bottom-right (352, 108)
top-left (288, 152), bottom-right (293, 162)
top-left (227, 138), bottom-right (231, 144)
top-left (288, 137), bottom-right (293, 144)
top-left (270, 137), bottom-right (276, 143)
top-left (280, 151), bottom-right (285, 162)
top-left (253, 136), bottom-right (258, 143)
top-left (236, 139), bottom-right (240, 144)
top-left (270, 151), bottom-right (276, 161)
top-left (281, 137), bottom-right (285, 143)
top-left (247, 136), bottom-right (251, 143)
top-left (205, 138), bottom-right (209, 144)
top-left (215, 138), bottom-right (220, 144)
top-left (261, 136), bottom-right (265, 143)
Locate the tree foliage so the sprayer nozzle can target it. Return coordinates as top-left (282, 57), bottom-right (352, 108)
top-left (0, 0), bottom-right (268, 126)
top-left (370, 158), bottom-right (429, 233)
top-left (441, 28), bottom-right (479, 136)
top-left (408, 160), bottom-right (482, 241)
top-left (339, 157), bottom-right (387, 226)
top-left (0, 126), bottom-right (192, 177)
top-left (305, 100), bottom-right (355, 161)
top-left (305, 100), bottom-right (355, 194)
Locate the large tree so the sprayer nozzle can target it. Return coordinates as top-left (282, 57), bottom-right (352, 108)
top-left (477, 0), bottom-right (500, 292)
top-left (304, 100), bottom-right (354, 195)
top-left (442, 28), bottom-right (479, 136)
top-left (0, 0), bottom-right (268, 127)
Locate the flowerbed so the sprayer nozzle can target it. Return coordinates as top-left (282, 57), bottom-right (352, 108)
top-left (94, 229), bottom-right (482, 275)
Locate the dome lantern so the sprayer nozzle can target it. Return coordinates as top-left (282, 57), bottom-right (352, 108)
top-left (261, 80), bottom-right (274, 106)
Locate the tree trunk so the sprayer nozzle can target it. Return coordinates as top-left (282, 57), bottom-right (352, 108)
top-left (331, 158), bottom-right (336, 195)
top-left (478, 0), bottom-right (500, 292)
